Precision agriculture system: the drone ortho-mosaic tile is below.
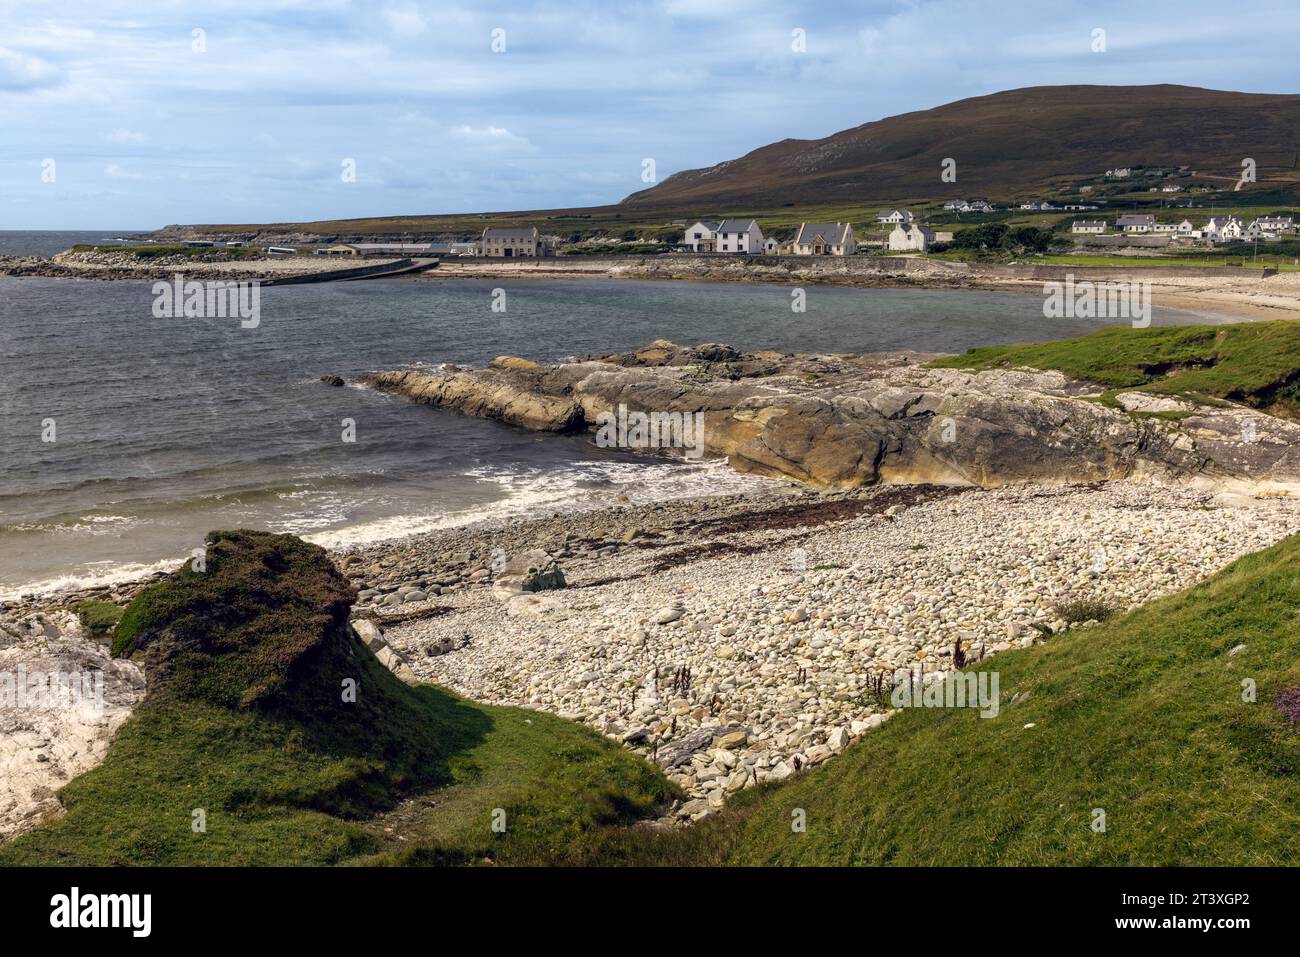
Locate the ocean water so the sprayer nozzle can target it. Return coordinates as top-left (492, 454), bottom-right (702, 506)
top-left (0, 230), bottom-right (142, 258)
top-left (0, 271), bottom-right (1220, 598)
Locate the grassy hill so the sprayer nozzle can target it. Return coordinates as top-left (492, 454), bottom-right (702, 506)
top-left (624, 84), bottom-right (1300, 210)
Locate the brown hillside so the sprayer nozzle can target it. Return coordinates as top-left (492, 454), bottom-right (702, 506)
top-left (622, 84), bottom-right (1300, 208)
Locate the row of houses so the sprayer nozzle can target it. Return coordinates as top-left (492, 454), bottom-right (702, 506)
top-left (683, 218), bottom-right (941, 255)
top-left (1072, 214), bottom-right (1296, 242)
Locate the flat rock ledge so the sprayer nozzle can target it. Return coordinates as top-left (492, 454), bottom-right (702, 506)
top-left (360, 340), bottom-right (1300, 492)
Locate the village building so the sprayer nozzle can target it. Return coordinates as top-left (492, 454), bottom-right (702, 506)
top-left (1245, 221), bottom-right (1279, 241)
top-left (887, 222), bottom-right (936, 251)
top-left (1255, 216), bottom-right (1295, 232)
top-left (683, 220), bottom-right (721, 252)
top-left (351, 243), bottom-right (435, 256)
top-left (713, 219), bottom-right (765, 254)
top-left (791, 222), bottom-right (856, 256)
top-left (1116, 214), bottom-right (1156, 233)
top-left (1071, 220), bottom-right (1106, 234)
top-left (1204, 216), bottom-right (1244, 242)
top-left (478, 227), bottom-right (550, 257)
top-left (877, 210), bottom-right (914, 225)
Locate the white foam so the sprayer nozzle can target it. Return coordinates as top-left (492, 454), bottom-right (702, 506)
top-left (0, 556), bottom-right (186, 603)
top-left (306, 457), bottom-right (779, 550)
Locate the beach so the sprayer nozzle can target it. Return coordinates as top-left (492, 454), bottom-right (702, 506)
top-left (5, 474), bottom-right (1297, 834)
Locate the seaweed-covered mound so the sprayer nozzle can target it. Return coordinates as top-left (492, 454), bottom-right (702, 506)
top-left (113, 530), bottom-right (356, 709)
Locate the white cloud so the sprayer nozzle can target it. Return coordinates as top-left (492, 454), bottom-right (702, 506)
top-left (104, 163), bottom-right (145, 180)
top-left (107, 129), bottom-right (147, 144)
top-left (449, 125), bottom-right (535, 151)
top-left (0, 47), bottom-right (62, 91)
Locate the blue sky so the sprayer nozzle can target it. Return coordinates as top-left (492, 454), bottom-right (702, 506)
top-left (1, 0), bottom-right (1298, 229)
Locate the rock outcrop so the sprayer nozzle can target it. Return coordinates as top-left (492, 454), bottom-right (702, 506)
top-left (362, 341), bottom-right (1300, 492)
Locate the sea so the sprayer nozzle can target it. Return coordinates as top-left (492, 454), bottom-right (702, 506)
top-left (0, 229), bottom-right (1226, 599)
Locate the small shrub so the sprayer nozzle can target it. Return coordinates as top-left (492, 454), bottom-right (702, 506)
top-left (1053, 598), bottom-right (1118, 625)
top-left (1275, 685), bottom-right (1300, 727)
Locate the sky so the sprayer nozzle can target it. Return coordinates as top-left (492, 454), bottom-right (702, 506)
top-left (1, 0), bottom-right (1298, 230)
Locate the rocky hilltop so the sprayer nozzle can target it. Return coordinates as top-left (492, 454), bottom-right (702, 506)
top-left (360, 340), bottom-right (1300, 491)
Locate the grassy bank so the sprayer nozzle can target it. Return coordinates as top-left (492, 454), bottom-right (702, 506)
top-left (0, 531), bottom-right (672, 866)
top-left (928, 321), bottom-right (1300, 417)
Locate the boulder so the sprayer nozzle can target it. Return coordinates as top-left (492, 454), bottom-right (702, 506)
top-left (493, 549), bottom-right (566, 597)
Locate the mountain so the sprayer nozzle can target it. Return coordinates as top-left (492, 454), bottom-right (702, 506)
top-left (621, 85), bottom-right (1300, 209)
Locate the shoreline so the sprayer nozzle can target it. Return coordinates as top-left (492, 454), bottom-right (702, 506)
top-left (5, 251), bottom-right (1299, 324)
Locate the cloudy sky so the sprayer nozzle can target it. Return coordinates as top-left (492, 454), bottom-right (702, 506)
top-left (2, 0), bottom-right (1298, 229)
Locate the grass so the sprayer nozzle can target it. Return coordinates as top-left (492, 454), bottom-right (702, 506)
top-left (0, 530), bottom-right (672, 866)
top-left (928, 321), bottom-right (1300, 417)
top-left (71, 599), bottom-right (124, 640)
top-left (70, 243), bottom-right (264, 260)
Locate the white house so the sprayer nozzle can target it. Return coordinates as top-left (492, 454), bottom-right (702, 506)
top-left (1255, 216), bottom-right (1295, 232)
top-left (791, 222), bottom-right (856, 256)
top-left (888, 223), bottom-right (936, 251)
top-left (1071, 220), bottom-right (1106, 234)
top-left (683, 220), bottom-right (720, 252)
top-left (763, 237), bottom-right (779, 254)
top-left (712, 219), bottom-right (764, 254)
top-left (1245, 221), bottom-right (1278, 241)
top-left (1205, 216), bottom-right (1244, 242)
top-left (943, 199), bottom-right (968, 211)
top-left (964, 201), bottom-right (995, 213)
top-left (1116, 214), bottom-right (1156, 233)
top-left (877, 210), bottom-right (914, 225)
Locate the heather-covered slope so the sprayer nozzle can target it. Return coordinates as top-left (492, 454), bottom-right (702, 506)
top-left (624, 84), bottom-right (1300, 208)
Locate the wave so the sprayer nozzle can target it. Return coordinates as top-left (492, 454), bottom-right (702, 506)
top-left (307, 457), bottom-right (777, 549)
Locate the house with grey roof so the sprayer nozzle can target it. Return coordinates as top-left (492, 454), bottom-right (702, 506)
top-left (887, 222), bottom-right (936, 251)
top-left (791, 222), bottom-right (856, 256)
top-left (713, 219), bottom-right (764, 254)
top-left (1116, 214), bottom-right (1156, 233)
top-left (683, 220), bottom-right (721, 252)
top-left (478, 226), bottom-right (550, 257)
